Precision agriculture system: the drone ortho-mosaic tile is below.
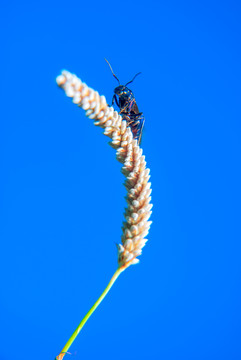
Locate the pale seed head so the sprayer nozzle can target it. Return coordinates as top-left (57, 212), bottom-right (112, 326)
top-left (56, 70), bottom-right (152, 270)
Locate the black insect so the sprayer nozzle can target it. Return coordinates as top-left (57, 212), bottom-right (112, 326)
top-left (105, 59), bottom-right (145, 144)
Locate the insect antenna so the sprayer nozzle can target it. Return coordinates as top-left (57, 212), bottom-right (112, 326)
top-left (125, 72), bottom-right (141, 87)
top-left (105, 58), bottom-right (120, 84)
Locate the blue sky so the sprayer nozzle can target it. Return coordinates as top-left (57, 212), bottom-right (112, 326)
top-left (1, 1), bottom-right (241, 359)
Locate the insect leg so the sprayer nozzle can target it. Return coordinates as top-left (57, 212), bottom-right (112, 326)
top-left (114, 94), bottom-right (119, 108)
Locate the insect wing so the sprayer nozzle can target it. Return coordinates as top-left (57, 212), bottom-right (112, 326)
top-left (135, 113), bottom-right (145, 145)
top-left (122, 113), bottom-right (145, 145)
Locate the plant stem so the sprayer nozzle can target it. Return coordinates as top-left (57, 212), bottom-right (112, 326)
top-left (55, 266), bottom-right (125, 360)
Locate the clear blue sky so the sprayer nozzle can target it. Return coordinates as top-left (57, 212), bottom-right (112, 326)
top-left (1, 1), bottom-right (241, 359)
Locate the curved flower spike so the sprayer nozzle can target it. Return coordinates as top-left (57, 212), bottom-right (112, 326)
top-left (55, 70), bottom-right (153, 360)
top-left (56, 70), bottom-right (152, 270)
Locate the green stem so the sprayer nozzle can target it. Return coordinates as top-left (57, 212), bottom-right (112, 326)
top-left (56, 267), bottom-right (125, 360)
